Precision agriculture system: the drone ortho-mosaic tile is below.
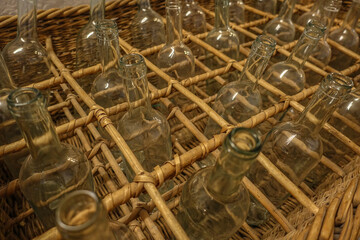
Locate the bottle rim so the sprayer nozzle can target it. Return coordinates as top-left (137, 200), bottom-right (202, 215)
top-left (119, 53), bottom-right (146, 68)
top-left (226, 127), bottom-right (262, 157)
top-left (7, 87), bottom-right (41, 109)
top-left (56, 190), bottom-right (101, 233)
top-left (323, 73), bottom-right (354, 91)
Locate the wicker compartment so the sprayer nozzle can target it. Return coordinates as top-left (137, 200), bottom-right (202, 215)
top-left (0, 0), bottom-right (360, 239)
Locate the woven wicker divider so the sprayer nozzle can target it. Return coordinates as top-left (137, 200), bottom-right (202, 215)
top-left (0, 0), bottom-right (360, 239)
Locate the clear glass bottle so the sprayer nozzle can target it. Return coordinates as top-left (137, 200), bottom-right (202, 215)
top-left (75, 0), bottom-right (105, 93)
top-left (56, 190), bottom-right (136, 240)
top-left (0, 55), bottom-right (27, 178)
top-left (205, 0), bottom-right (240, 95)
top-left (296, 0), bottom-right (324, 26)
top-left (130, 0), bottom-right (165, 56)
top-left (329, 0), bottom-right (360, 71)
top-left (117, 54), bottom-right (172, 181)
top-left (7, 88), bottom-right (94, 230)
top-left (302, 0), bottom-right (342, 86)
top-left (204, 35), bottom-right (276, 139)
top-left (157, 0), bottom-right (195, 90)
top-left (2, 0), bottom-right (52, 87)
top-left (262, 20), bottom-right (325, 108)
top-left (229, 0), bottom-right (246, 43)
top-left (91, 19), bottom-right (127, 131)
top-left (176, 127), bottom-right (262, 240)
top-left (263, 0), bottom-right (296, 44)
top-left (246, 73), bottom-right (353, 226)
top-left (182, 0), bottom-right (207, 57)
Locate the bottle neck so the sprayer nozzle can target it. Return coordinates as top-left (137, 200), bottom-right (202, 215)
top-left (322, 1), bottom-right (341, 40)
top-left (340, 1), bottom-right (360, 30)
top-left (56, 191), bottom-right (115, 240)
top-left (239, 35), bottom-right (276, 88)
top-left (310, 0), bottom-right (323, 14)
top-left (17, 0), bottom-right (38, 40)
top-left (166, 0), bottom-right (183, 45)
top-left (206, 128), bottom-right (261, 198)
top-left (285, 22), bottom-right (324, 69)
top-left (138, 0), bottom-right (151, 10)
top-left (277, 0), bottom-right (296, 20)
top-left (96, 20), bottom-right (122, 73)
top-left (7, 88), bottom-right (61, 161)
top-left (214, 0), bottom-right (229, 29)
top-left (120, 54), bottom-right (151, 113)
top-left (89, 0), bottom-right (105, 24)
top-left (295, 73), bottom-right (353, 134)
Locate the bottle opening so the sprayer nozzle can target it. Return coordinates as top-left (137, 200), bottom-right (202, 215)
top-left (324, 73), bottom-right (354, 91)
top-left (304, 19), bottom-right (326, 39)
top-left (95, 19), bottom-right (118, 38)
top-left (7, 87), bottom-right (41, 109)
top-left (56, 190), bottom-right (100, 233)
top-left (252, 35), bottom-right (276, 56)
top-left (228, 128), bottom-right (262, 156)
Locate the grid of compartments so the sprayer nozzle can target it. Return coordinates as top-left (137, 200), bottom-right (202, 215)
top-left (0, 0), bottom-right (360, 239)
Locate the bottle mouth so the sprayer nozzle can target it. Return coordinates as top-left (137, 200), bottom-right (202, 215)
top-left (252, 35), bottom-right (276, 56)
top-left (95, 19), bottom-right (118, 38)
top-left (119, 53), bottom-right (145, 67)
top-left (56, 190), bottom-right (101, 233)
top-left (227, 128), bottom-right (262, 158)
top-left (7, 87), bottom-right (42, 111)
top-left (304, 19), bottom-right (326, 39)
top-left (166, 0), bottom-right (181, 8)
top-left (321, 73), bottom-right (354, 97)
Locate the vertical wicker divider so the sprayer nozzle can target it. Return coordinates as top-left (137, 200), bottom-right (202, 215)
top-left (0, 0), bottom-right (360, 239)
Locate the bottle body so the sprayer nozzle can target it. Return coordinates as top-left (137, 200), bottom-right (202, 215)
top-left (2, 0), bottom-right (52, 87)
top-left (130, 0), bottom-right (165, 59)
top-left (263, 0), bottom-right (296, 44)
top-left (204, 35), bottom-right (276, 138)
top-left (7, 88), bottom-right (94, 230)
top-left (177, 128), bottom-right (262, 239)
top-left (56, 190), bottom-right (136, 240)
top-left (76, 0), bottom-right (105, 93)
top-left (117, 54), bottom-right (172, 180)
top-left (246, 73), bottom-right (353, 225)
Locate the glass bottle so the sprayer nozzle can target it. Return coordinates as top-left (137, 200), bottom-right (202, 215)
top-left (130, 0), bottom-right (165, 59)
top-left (7, 88), bottom-right (94, 230)
top-left (263, 0), bottom-right (296, 44)
top-left (176, 127), bottom-right (262, 240)
top-left (246, 73), bottom-right (353, 226)
top-left (204, 35), bottom-right (276, 139)
top-left (302, 0), bottom-right (342, 86)
top-left (117, 54), bottom-right (172, 181)
top-left (182, 0), bottom-right (207, 57)
top-left (90, 19), bottom-right (127, 132)
top-left (205, 0), bottom-right (240, 95)
top-left (2, 0), bottom-right (52, 87)
top-left (75, 0), bottom-right (105, 93)
top-left (157, 0), bottom-right (195, 90)
top-left (296, 0), bottom-right (324, 26)
top-left (262, 20), bottom-right (325, 108)
top-left (329, 0), bottom-right (360, 71)
top-left (0, 55), bottom-right (27, 178)
top-left (229, 0), bottom-right (246, 43)
top-left (56, 190), bottom-right (136, 240)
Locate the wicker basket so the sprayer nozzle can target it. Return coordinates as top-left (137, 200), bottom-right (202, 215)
top-left (1, 0), bottom-right (360, 239)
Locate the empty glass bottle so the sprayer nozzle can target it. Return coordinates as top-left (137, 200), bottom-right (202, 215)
top-left (7, 88), bottom-right (94, 230)
top-left (205, 0), bottom-right (240, 95)
top-left (2, 0), bottom-right (52, 87)
top-left (262, 20), bottom-right (325, 108)
top-left (56, 190), bottom-right (136, 240)
top-left (117, 54), bottom-right (172, 181)
top-left (91, 19), bottom-right (126, 132)
top-left (329, 0), bottom-right (360, 71)
top-left (182, 0), bottom-right (207, 57)
top-left (176, 127), bottom-right (262, 240)
top-left (263, 0), bottom-right (296, 44)
top-left (300, 0), bottom-right (341, 86)
top-left (229, 0), bottom-right (246, 43)
top-left (246, 73), bottom-right (353, 226)
top-left (0, 55), bottom-right (27, 178)
top-left (76, 0), bottom-right (105, 93)
top-left (157, 0), bottom-right (195, 89)
top-left (130, 0), bottom-right (165, 55)
top-left (204, 35), bottom-right (276, 139)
